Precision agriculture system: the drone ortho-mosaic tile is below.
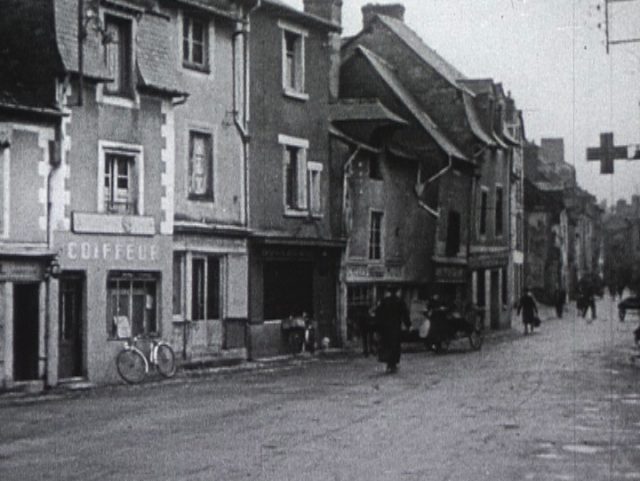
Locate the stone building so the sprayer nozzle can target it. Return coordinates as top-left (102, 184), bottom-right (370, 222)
top-left (339, 3), bottom-right (522, 330)
top-left (0, 0), bottom-right (185, 386)
top-left (246, 0), bottom-right (344, 357)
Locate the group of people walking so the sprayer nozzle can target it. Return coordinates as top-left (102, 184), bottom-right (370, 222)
top-left (356, 283), bottom-right (604, 374)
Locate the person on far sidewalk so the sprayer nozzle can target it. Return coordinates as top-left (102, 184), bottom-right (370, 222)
top-left (517, 288), bottom-right (539, 335)
top-left (554, 287), bottom-right (566, 318)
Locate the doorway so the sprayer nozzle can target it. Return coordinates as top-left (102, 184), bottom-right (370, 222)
top-left (59, 275), bottom-right (84, 379)
top-left (263, 261), bottom-right (314, 319)
top-left (13, 283), bottom-right (40, 381)
top-left (490, 270), bottom-right (500, 329)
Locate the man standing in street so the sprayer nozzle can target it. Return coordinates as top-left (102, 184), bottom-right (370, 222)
top-left (517, 288), bottom-right (539, 335)
top-left (555, 287), bottom-right (566, 318)
top-left (375, 287), bottom-right (410, 373)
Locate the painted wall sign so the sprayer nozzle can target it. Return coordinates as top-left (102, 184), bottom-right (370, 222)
top-left (73, 212), bottom-right (155, 236)
top-left (0, 261), bottom-right (44, 281)
top-left (64, 241), bottom-right (159, 262)
top-left (434, 266), bottom-right (466, 283)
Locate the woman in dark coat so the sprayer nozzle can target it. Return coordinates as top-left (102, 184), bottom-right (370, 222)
top-left (375, 288), bottom-right (410, 373)
top-left (517, 289), bottom-right (538, 335)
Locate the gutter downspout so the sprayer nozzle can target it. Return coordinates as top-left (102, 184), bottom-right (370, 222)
top-left (342, 146), bottom-right (361, 245)
top-left (233, 0), bottom-right (260, 230)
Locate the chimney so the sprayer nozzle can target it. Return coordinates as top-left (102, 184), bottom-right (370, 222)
top-left (303, 0), bottom-right (342, 25)
top-left (362, 3), bottom-right (405, 28)
top-left (303, 0), bottom-right (343, 102)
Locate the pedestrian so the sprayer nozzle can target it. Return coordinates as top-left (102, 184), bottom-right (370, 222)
top-left (517, 288), bottom-right (539, 335)
top-left (357, 307), bottom-right (376, 357)
top-left (554, 288), bottom-right (566, 318)
top-left (374, 287), bottom-right (410, 373)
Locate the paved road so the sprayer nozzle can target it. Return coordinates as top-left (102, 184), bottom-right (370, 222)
top-left (1, 297), bottom-right (640, 481)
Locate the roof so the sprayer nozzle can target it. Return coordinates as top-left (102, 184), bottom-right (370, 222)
top-left (330, 98), bottom-right (408, 125)
top-left (136, 13), bottom-right (187, 95)
top-left (458, 78), bottom-right (494, 95)
top-left (53, 1), bottom-right (186, 96)
top-left (356, 46), bottom-right (468, 162)
top-left (375, 15), bottom-right (472, 95)
top-left (260, 0), bottom-right (341, 32)
top-left (168, 0), bottom-right (237, 19)
top-left (462, 92), bottom-right (495, 147)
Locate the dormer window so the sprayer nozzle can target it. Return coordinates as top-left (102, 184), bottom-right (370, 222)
top-left (183, 15), bottom-right (209, 71)
top-left (104, 15), bottom-right (133, 97)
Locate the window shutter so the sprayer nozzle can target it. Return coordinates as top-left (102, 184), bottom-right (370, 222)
top-left (297, 148), bottom-right (308, 209)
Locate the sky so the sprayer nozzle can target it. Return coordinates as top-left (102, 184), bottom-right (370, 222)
top-left (282, 0), bottom-right (640, 205)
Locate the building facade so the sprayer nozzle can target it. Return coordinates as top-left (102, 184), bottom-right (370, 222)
top-left (246, 0), bottom-right (344, 358)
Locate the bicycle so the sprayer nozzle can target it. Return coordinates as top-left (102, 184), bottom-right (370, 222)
top-left (116, 336), bottom-right (177, 384)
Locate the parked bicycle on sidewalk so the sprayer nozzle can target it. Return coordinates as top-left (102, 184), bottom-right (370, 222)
top-left (114, 316), bottom-right (177, 384)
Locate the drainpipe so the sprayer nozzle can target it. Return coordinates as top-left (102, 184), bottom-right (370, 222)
top-left (342, 146), bottom-right (360, 242)
top-left (233, 0), bottom-right (260, 230)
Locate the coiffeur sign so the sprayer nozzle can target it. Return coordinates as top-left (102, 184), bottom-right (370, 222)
top-left (64, 241), bottom-right (159, 262)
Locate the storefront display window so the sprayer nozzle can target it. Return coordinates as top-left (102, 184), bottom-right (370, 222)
top-left (107, 272), bottom-right (159, 339)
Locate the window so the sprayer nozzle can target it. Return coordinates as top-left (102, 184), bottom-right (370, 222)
top-left (280, 135), bottom-right (321, 216)
top-left (446, 210), bottom-right (461, 257)
top-left (308, 162), bottom-right (322, 214)
top-left (107, 272), bottom-right (158, 339)
top-left (188, 131), bottom-right (213, 200)
top-left (369, 211), bottom-right (383, 260)
top-left (173, 253), bottom-right (184, 315)
top-left (479, 189), bottom-right (488, 236)
top-left (285, 145), bottom-right (306, 210)
top-left (280, 22), bottom-right (306, 97)
top-left (183, 15), bottom-right (208, 70)
top-left (369, 153), bottom-right (382, 180)
top-left (347, 285), bottom-right (374, 308)
top-left (516, 213), bottom-right (523, 250)
top-left (191, 256), bottom-right (220, 321)
top-left (502, 268), bottom-right (508, 307)
top-left (104, 153), bottom-right (136, 214)
top-left (104, 15), bottom-right (132, 97)
top-left (495, 186), bottom-right (504, 237)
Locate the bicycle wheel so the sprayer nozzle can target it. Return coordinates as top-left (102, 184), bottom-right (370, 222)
top-left (155, 344), bottom-right (177, 378)
top-left (116, 348), bottom-right (146, 384)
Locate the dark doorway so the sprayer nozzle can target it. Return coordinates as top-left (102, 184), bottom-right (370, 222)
top-left (13, 283), bottom-right (40, 381)
top-left (263, 261), bottom-right (313, 319)
top-left (59, 275), bottom-right (84, 379)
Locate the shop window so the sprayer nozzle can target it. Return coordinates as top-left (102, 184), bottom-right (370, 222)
top-left (495, 186), bottom-right (504, 237)
top-left (104, 15), bottom-right (133, 97)
top-left (502, 268), bottom-right (508, 307)
top-left (173, 253), bottom-right (184, 315)
top-left (264, 261), bottom-right (313, 319)
top-left (369, 211), bottom-right (383, 260)
top-left (191, 256), bottom-right (220, 321)
top-left (446, 210), bottom-right (461, 257)
top-left (107, 272), bottom-right (158, 339)
top-left (188, 131), bottom-right (213, 200)
top-left (479, 188), bottom-right (488, 236)
top-left (183, 15), bottom-right (208, 70)
top-left (104, 153), bottom-right (136, 214)
top-left (281, 25), bottom-right (306, 97)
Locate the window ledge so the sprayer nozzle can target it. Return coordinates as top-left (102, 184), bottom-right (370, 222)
top-left (284, 209), bottom-right (322, 219)
top-left (99, 93), bottom-right (138, 109)
top-left (182, 62), bottom-right (211, 75)
top-left (283, 89), bottom-right (309, 102)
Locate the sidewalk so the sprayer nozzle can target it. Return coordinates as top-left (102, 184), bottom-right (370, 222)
top-left (0, 348), bottom-right (351, 406)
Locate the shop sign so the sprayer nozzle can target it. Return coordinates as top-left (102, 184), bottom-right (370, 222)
top-left (64, 241), bottom-right (159, 262)
top-left (262, 246), bottom-right (312, 259)
top-left (346, 264), bottom-right (403, 280)
top-left (0, 261), bottom-right (43, 281)
top-left (435, 265), bottom-right (466, 283)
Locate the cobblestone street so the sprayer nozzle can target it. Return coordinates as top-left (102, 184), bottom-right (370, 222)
top-left (2, 297), bottom-right (640, 481)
